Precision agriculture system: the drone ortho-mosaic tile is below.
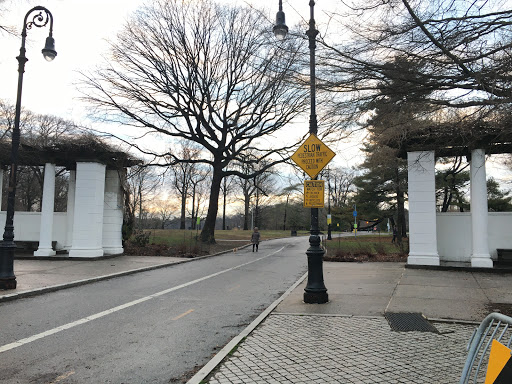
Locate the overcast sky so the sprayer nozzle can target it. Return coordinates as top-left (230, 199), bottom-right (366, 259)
top-left (0, 0), bottom-right (343, 118)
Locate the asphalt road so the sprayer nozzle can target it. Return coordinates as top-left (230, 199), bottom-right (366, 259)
top-left (0, 236), bottom-right (309, 384)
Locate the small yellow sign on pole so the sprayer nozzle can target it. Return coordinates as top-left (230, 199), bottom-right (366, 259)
top-left (304, 180), bottom-right (324, 208)
top-left (291, 134), bottom-right (336, 179)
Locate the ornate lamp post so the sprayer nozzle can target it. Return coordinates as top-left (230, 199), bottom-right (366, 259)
top-left (274, 0), bottom-right (328, 304)
top-left (0, 6), bottom-right (57, 290)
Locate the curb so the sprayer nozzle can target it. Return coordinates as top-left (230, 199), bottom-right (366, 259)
top-left (186, 271), bottom-right (309, 384)
top-left (0, 245), bottom-right (251, 303)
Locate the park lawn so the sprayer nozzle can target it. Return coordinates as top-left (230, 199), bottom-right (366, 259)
top-left (145, 229), bottom-right (309, 245)
top-left (323, 234), bottom-right (408, 262)
top-left (125, 229), bottom-right (309, 257)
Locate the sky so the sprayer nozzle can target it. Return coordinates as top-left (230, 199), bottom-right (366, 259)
top-left (0, 0), bottom-right (361, 167)
top-left (2, 0), bottom-right (510, 184)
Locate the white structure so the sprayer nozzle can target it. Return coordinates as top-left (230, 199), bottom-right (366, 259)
top-left (407, 151), bottom-right (440, 266)
top-left (0, 161), bottom-right (126, 258)
top-left (407, 149), bottom-right (512, 268)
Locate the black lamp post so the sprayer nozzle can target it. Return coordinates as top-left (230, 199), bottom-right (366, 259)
top-left (0, 6), bottom-right (57, 290)
top-left (327, 167), bottom-right (332, 240)
top-left (274, 0), bottom-right (328, 304)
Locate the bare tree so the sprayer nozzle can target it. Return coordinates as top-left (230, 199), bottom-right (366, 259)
top-left (188, 167), bottom-right (210, 230)
top-left (169, 144), bottom-right (202, 230)
top-left (234, 152), bottom-right (276, 230)
top-left (151, 197), bottom-right (177, 229)
top-left (220, 175), bottom-right (235, 230)
top-left (318, 0), bottom-right (512, 133)
top-left (126, 165), bottom-right (160, 230)
top-left (81, 0), bottom-right (308, 243)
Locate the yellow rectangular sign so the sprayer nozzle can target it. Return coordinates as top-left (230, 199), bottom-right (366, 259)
top-left (304, 180), bottom-right (325, 208)
top-left (291, 134), bottom-right (336, 179)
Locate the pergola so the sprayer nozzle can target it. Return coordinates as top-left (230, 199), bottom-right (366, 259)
top-left (396, 123), bottom-right (512, 268)
top-left (0, 138), bottom-right (139, 258)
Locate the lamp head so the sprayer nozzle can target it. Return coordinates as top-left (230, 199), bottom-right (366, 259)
top-left (41, 36), bottom-right (57, 62)
top-left (273, 10), bottom-right (288, 40)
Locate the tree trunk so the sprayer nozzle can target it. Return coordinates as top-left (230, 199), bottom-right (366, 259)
top-left (180, 190), bottom-right (187, 229)
top-left (222, 179), bottom-right (227, 230)
top-left (190, 184), bottom-right (196, 230)
top-left (283, 195), bottom-right (289, 231)
top-left (243, 193), bottom-right (250, 230)
top-left (200, 164), bottom-right (222, 243)
top-left (138, 185), bottom-right (143, 230)
top-left (395, 167), bottom-right (406, 252)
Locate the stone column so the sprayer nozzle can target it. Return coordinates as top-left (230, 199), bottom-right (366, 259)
top-left (69, 162), bottom-right (106, 258)
top-left (102, 169), bottom-right (124, 255)
top-left (64, 170), bottom-right (76, 250)
top-left (34, 163), bottom-right (56, 256)
top-left (407, 151), bottom-right (440, 266)
top-left (470, 149), bottom-right (493, 268)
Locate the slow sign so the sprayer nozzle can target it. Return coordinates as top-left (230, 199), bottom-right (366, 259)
top-left (291, 134), bottom-right (336, 179)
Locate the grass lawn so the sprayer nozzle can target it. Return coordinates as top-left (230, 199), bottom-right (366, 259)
top-left (124, 229), bottom-right (408, 261)
top-left (124, 229), bottom-right (309, 257)
top-left (323, 234), bottom-right (408, 262)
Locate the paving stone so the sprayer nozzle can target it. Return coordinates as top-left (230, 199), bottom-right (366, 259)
top-left (205, 314), bottom-right (475, 383)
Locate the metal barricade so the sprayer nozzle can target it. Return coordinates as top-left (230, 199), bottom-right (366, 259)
top-left (460, 312), bottom-right (512, 384)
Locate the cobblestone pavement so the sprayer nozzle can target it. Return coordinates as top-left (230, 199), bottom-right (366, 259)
top-left (206, 314), bottom-right (476, 384)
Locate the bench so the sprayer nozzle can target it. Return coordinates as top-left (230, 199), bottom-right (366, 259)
top-left (15, 241), bottom-right (57, 252)
top-left (496, 249), bottom-right (512, 265)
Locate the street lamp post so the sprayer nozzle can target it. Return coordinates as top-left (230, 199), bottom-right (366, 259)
top-left (0, 6), bottom-right (57, 290)
top-left (327, 167), bottom-right (332, 240)
top-left (274, 0), bottom-right (328, 304)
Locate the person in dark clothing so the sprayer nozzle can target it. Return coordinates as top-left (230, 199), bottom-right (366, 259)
top-left (251, 227), bottom-right (261, 252)
top-left (391, 226), bottom-right (397, 243)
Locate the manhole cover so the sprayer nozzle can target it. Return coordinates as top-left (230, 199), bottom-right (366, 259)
top-left (384, 312), bottom-right (439, 333)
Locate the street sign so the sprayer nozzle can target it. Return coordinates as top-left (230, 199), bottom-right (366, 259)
top-left (304, 180), bottom-right (325, 208)
top-left (485, 340), bottom-right (512, 384)
top-left (353, 210), bottom-right (357, 217)
top-left (291, 134), bottom-right (336, 179)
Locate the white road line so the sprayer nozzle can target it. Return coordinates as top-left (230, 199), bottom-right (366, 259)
top-left (0, 247), bottom-right (285, 354)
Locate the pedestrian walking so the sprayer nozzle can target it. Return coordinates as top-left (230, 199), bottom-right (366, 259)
top-left (391, 225), bottom-right (397, 244)
top-left (251, 227), bottom-right (260, 252)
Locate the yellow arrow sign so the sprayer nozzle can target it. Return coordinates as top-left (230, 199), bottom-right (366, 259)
top-left (291, 134), bottom-right (336, 179)
top-left (485, 340), bottom-right (512, 384)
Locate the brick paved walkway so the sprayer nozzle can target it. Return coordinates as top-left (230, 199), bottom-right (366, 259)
top-left (206, 314), bottom-right (476, 383)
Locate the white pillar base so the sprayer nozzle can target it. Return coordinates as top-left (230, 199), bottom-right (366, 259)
top-left (69, 248), bottom-right (104, 258)
top-left (103, 247), bottom-right (124, 256)
top-left (33, 248), bottom-right (56, 257)
top-left (471, 255), bottom-right (493, 268)
top-left (407, 253), bottom-right (440, 266)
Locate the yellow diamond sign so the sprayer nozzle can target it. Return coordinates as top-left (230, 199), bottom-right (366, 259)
top-left (291, 134), bottom-right (336, 179)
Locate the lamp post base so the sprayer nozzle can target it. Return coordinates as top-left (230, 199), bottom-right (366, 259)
top-left (0, 242), bottom-right (17, 290)
top-left (304, 234), bottom-right (328, 304)
top-left (304, 290), bottom-right (328, 304)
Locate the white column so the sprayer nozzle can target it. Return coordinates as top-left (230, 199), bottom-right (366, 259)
top-left (34, 163), bottom-right (56, 256)
top-left (102, 169), bottom-right (124, 255)
top-left (64, 170), bottom-right (76, 250)
top-left (470, 149), bottom-right (493, 268)
top-left (69, 162), bottom-right (106, 258)
top-left (407, 151), bottom-right (440, 266)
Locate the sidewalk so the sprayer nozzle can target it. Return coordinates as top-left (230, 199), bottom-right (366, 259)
top-left (0, 255), bottom-right (191, 302)
top-left (192, 262), bottom-right (512, 384)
